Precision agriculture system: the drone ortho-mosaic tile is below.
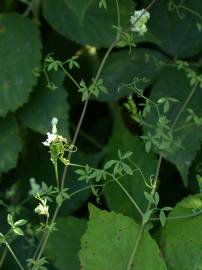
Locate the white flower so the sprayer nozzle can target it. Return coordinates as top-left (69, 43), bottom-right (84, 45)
top-left (51, 117), bottom-right (58, 134)
top-left (42, 117), bottom-right (68, 147)
top-left (42, 132), bottom-right (57, 147)
top-left (35, 204), bottom-right (49, 216)
top-left (130, 9), bottom-right (150, 36)
top-left (29, 178), bottom-right (41, 196)
top-left (34, 198), bottom-right (49, 216)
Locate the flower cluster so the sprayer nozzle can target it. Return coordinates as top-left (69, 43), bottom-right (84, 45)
top-left (130, 9), bottom-right (150, 36)
top-left (42, 117), bottom-right (76, 174)
top-left (42, 117), bottom-right (68, 148)
top-left (42, 117), bottom-right (59, 146)
top-left (34, 196), bottom-right (49, 216)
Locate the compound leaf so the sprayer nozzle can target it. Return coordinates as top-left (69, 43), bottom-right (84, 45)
top-left (145, 67), bottom-right (202, 185)
top-left (104, 106), bottom-right (157, 221)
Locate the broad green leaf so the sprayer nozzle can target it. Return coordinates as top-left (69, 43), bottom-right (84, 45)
top-left (45, 217), bottom-right (86, 270)
top-left (19, 71), bottom-right (69, 136)
top-left (98, 49), bottom-right (169, 101)
top-left (0, 13), bottom-right (42, 117)
top-left (80, 204), bottom-right (167, 270)
top-left (0, 116), bottom-right (22, 174)
top-left (145, 67), bottom-right (202, 185)
top-left (160, 194), bottom-right (202, 270)
top-left (104, 106), bottom-right (157, 221)
top-left (64, 0), bottom-right (93, 24)
top-left (145, 0), bottom-right (202, 57)
top-left (43, 0), bottom-right (133, 47)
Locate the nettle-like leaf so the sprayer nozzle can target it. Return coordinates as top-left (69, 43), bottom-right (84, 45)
top-left (160, 194), bottom-right (202, 270)
top-left (0, 13), bottom-right (42, 117)
top-left (45, 217), bottom-right (87, 270)
top-left (43, 0), bottom-right (133, 48)
top-left (0, 116), bottom-right (22, 174)
top-left (144, 0), bottom-right (202, 57)
top-left (97, 49), bottom-right (169, 101)
top-left (19, 71), bottom-right (69, 136)
top-left (80, 204), bottom-right (167, 270)
top-left (144, 67), bottom-right (202, 185)
top-left (104, 107), bottom-right (157, 221)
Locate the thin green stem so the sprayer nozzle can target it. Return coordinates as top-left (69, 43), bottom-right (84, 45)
top-left (59, 65), bottom-right (80, 89)
top-left (61, 98), bottom-right (89, 191)
top-left (174, 4), bottom-right (202, 19)
top-left (141, 120), bottom-right (156, 130)
top-left (22, 0), bottom-right (41, 17)
top-left (172, 123), bottom-right (195, 133)
top-left (69, 163), bottom-right (143, 212)
top-left (32, 215), bottom-right (49, 261)
top-left (111, 174), bottom-right (143, 217)
top-left (19, 196), bottom-right (32, 207)
top-left (151, 209), bottom-right (202, 221)
top-left (69, 162), bottom-right (85, 168)
top-left (128, 159), bottom-right (152, 189)
top-left (134, 89), bottom-right (161, 120)
top-left (70, 123), bottom-right (104, 150)
top-left (126, 154), bottom-right (162, 270)
top-left (5, 242), bottom-right (25, 270)
top-left (69, 183), bottom-right (110, 197)
top-left (43, 68), bottom-right (51, 87)
top-left (32, 233), bottom-right (46, 260)
top-left (115, 0), bottom-right (121, 34)
top-left (36, 206), bottom-right (59, 261)
top-left (126, 225), bottom-right (144, 270)
top-left (171, 83), bottom-right (198, 129)
top-left (0, 247), bottom-right (7, 268)
top-left (54, 162), bottom-right (59, 188)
